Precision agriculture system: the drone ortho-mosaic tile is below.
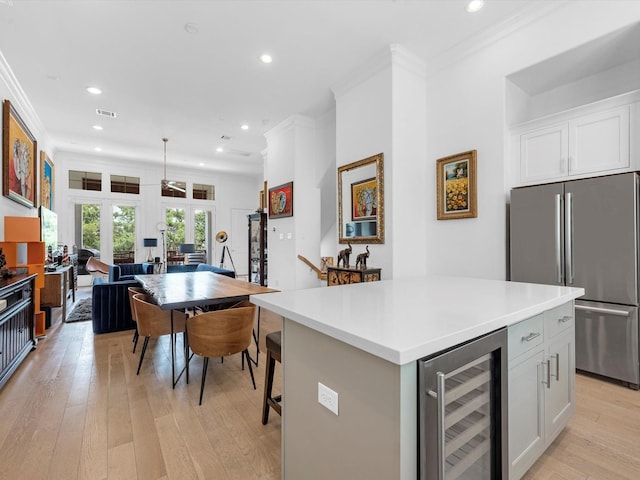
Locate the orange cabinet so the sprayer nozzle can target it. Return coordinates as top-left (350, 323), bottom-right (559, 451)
top-left (1, 216), bottom-right (46, 336)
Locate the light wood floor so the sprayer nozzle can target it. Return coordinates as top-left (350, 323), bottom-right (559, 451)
top-left (1, 288), bottom-right (640, 479)
top-left (0, 287), bottom-right (282, 480)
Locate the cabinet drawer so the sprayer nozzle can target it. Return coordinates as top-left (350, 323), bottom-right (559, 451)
top-left (545, 302), bottom-right (574, 338)
top-left (509, 313), bottom-right (545, 360)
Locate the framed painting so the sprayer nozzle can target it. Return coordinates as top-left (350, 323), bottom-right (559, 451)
top-left (351, 177), bottom-right (377, 221)
top-left (436, 149), bottom-right (477, 220)
top-left (3, 99), bottom-right (37, 208)
top-left (268, 181), bottom-right (293, 219)
top-left (40, 151), bottom-right (54, 210)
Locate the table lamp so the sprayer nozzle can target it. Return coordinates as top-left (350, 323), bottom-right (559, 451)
top-left (143, 238), bottom-right (158, 262)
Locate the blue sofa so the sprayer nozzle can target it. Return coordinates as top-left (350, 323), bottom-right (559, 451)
top-left (109, 262), bottom-right (153, 282)
top-left (92, 279), bottom-right (140, 334)
top-left (167, 263), bottom-right (235, 278)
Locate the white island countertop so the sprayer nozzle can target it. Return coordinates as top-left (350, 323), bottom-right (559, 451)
top-left (250, 276), bottom-right (584, 365)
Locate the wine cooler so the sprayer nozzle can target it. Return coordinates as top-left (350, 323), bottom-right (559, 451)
top-left (419, 328), bottom-right (508, 480)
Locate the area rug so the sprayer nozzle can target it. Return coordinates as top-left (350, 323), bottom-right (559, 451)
top-left (65, 298), bottom-right (92, 323)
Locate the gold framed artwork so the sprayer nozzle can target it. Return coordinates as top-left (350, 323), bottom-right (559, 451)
top-left (436, 150), bottom-right (477, 220)
top-left (40, 151), bottom-right (54, 210)
top-left (2, 99), bottom-right (38, 208)
top-left (268, 181), bottom-right (293, 219)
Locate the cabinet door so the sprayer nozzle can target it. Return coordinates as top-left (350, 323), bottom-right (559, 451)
top-left (545, 329), bottom-right (575, 443)
top-left (508, 349), bottom-right (545, 480)
top-left (520, 123), bottom-right (568, 183)
top-left (569, 106), bottom-right (630, 176)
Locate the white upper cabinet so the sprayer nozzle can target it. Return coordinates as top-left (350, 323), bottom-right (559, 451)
top-left (569, 106), bottom-right (630, 176)
top-left (511, 92), bottom-right (639, 187)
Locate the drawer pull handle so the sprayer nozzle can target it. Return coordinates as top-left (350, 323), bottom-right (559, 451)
top-left (522, 332), bottom-right (540, 342)
top-left (559, 315), bottom-right (572, 323)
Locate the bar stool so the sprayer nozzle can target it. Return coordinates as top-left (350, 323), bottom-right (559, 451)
top-left (262, 330), bottom-right (282, 424)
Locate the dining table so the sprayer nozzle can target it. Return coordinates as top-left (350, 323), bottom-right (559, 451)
top-left (134, 271), bottom-right (277, 387)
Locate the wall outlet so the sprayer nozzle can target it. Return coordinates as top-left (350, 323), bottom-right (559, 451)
top-left (318, 382), bottom-right (339, 415)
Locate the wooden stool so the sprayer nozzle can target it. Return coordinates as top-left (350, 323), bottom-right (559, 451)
top-left (262, 330), bottom-right (282, 424)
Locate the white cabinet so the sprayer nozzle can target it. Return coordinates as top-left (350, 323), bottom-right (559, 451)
top-left (518, 105), bottom-right (630, 184)
top-left (511, 91), bottom-right (640, 187)
top-left (508, 302), bottom-right (575, 480)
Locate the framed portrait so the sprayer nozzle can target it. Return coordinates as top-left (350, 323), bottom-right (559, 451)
top-left (268, 181), bottom-right (293, 219)
top-left (3, 99), bottom-right (38, 208)
top-left (40, 151), bottom-right (54, 210)
top-left (436, 149), bottom-right (477, 220)
top-left (351, 177), bottom-right (377, 221)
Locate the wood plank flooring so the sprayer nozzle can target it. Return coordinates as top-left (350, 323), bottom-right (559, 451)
top-left (1, 287), bottom-right (640, 479)
top-left (0, 287), bottom-right (281, 480)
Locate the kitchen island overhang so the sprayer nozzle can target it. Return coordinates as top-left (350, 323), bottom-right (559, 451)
top-left (251, 276), bottom-right (585, 365)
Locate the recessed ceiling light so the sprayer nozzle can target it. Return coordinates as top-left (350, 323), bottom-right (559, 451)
top-left (241, 124), bottom-right (249, 130)
top-left (216, 147), bottom-right (224, 153)
top-left (466, 0), bottom-right (485, 13)
top-left (199, 162), bottom-right (204, 167)
top-left (86, 86), bottom-right (102, 95)
top-left (92, 125), bottom-right (103, 130)
top-left (94, 147), bottom-right (102, 152)
top-left (260, 54), bottom-right (273, 64)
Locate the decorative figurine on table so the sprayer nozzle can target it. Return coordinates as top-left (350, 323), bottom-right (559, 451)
top-left (0, 248), bottom-right (14, 279)
top-left (62, 245), bottom-right (69, 266)
top-left (337, 243), bottom-right (352, 267)
top-left (47, 245), bottom-right (53, 264)
top-left (355, 246), bottom-right (370, 269)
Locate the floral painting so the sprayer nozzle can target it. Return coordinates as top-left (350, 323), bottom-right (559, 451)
top-left (436, 150), bottom-right (477, 220)
top-left (351, 177), bottom-right (377, 221)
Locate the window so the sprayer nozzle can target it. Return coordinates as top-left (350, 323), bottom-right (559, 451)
top-left (80, 204), bottom-right (100, 249)
top-left (193, 183), bottom-right (215, 200)
top-left (194, 209), bottom-right (207, 252)
top-left (69, 170), bottom-right (101, 191)
top-left (161, 181), bottom-right (187, 198)
top-left (110, 175), bottom-right (140, 194)
top-left (113, 205), bottom-right (136, 263)
top-left (165, 208), bottom-right (185, 252)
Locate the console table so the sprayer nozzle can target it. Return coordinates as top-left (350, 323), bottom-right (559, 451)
top-left (41, 265), bottom-right (75, 322)
top-left (327, 266), bottom-right (381, 286)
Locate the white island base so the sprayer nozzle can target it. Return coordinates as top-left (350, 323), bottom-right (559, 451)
top-left (251, 276), bottom-right (584, 479)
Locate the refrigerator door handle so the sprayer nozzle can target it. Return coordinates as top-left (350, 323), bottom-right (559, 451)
top-left (428, 372), bottom-right (446, 480)
top-left (565, 192), bottom-right (574, 284)
top-left (555, 194), bottom-right (564, 283)
top-left (575, 305), bottom-right (631, 317)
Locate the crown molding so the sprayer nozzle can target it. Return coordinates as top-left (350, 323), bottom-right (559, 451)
top-left (425, 1), bottom-right (570, 78)
top-left (332, 44), bottom-right (426, 100)
top-left (0, 49), bottom-right (46, 138)
top-left (264, 114), bottom-right (315, 141)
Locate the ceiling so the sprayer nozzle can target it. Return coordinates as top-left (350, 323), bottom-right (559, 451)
top-left (0, 0), bottom-right (555, 177)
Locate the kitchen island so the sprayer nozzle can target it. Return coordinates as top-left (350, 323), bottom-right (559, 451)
top-left (250, 276), bottom-right (584, 479)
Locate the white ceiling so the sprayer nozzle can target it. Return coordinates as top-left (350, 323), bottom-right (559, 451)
top-left (0, 0), bottom-right (555, 177)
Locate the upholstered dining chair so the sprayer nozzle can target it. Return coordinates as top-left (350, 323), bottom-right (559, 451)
top-left (131, 293), bottom-right (187, 376)
top-left (127, 286), bottom-right (147, 353)
top-left (186, 301), bottom-right (257, 405)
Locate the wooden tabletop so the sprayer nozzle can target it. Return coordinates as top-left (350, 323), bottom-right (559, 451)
top-left (134, 271), bottom-right (276, 310)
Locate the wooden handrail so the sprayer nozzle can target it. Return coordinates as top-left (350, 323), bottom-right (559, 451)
top-left (297, 255), bottom-right (327, 280)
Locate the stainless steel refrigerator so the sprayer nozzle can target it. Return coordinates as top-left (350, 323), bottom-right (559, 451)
top-left (510, 172), bottom-right (639, 388)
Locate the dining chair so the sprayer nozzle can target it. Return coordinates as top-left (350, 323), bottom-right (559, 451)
top-left (131, 293), bottom-right (187, 376)
top-left (186, 301), bottom-right (257, 405)
top-left (127, 286), bottom-right (147, 353)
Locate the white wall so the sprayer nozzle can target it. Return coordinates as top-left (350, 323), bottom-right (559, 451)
top-left (264, 115), bottom-right (323, 290)
top-left (0, 52), bottom-right (53, 239)
top-left (424, 1), bottom-right (640, 280)
top-left (55, 150), bottom-right (260, 265)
